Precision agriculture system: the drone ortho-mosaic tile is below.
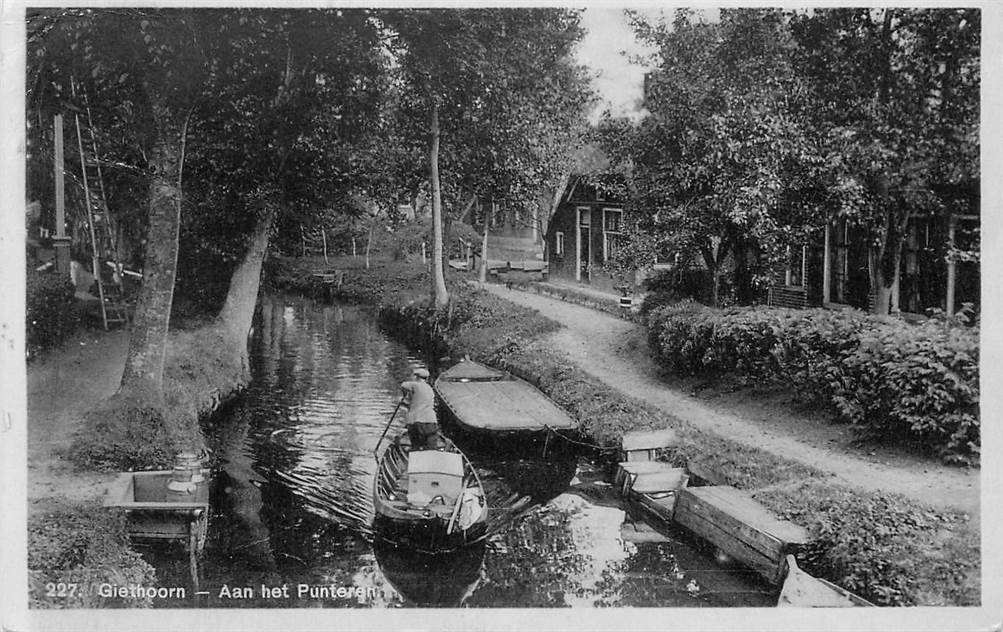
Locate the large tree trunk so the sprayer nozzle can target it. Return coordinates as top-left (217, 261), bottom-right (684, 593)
top-left (216, 194), bottom-right (277, 380)
top-left (428, 103), bottom-right (449, 307)
top-left (119, 105), bottom-right (188, 400)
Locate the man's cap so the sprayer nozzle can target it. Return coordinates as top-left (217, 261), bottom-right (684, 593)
top-left (413, 367), bottom-right (429, 378)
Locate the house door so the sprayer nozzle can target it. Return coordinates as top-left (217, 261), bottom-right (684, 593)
top-left (577, 207), bottom-right (591, 282)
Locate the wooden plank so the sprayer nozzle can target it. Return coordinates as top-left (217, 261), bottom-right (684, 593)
top-left (631, 468), bottom-right (688, 494)
top-left (621, 428), bottom-right (678, 453)
top-left (684, 486), bottom-right (809, 547)
top-left (674, 487), bottom-right (809, 584)
top-left (674, 488), bottom-right (800, 565)
top-left (674, 497), bottom-right (784, 583)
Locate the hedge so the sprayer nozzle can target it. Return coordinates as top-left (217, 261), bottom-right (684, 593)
top-left (27, 271), bottom-right (80, 359)
top-left (645, 301), bottom-right (980, 464)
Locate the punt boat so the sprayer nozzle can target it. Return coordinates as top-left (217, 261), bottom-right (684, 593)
top-left (372, 431), bottom-right (488, 552)
top-left (434, 358), bottom-right (579, 453)
top-left (777, 555), bottom-right (874, 607)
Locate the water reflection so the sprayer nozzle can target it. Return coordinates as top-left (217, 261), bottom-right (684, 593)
top-left (373, 537), bottom-right (486, 607)
top-left (148, 293), bottom-right (778, 609)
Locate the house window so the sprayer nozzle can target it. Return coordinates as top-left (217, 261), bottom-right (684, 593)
top-left (602, 208), bottom-right (622, 262)
top-left (556, 231), bottom-right (565, 257)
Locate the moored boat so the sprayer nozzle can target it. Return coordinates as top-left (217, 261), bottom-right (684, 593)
top-left (777, 555), bottom-right (874, 607)
top-left (434, 358), bottom-right (579, 453)
top-left (372, 431), bottom-right (489, 553)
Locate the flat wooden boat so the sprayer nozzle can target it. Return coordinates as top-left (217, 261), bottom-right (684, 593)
top-left (372, 432), bottom-right (488, 552)
top-left (777, 555), bottom-right (874, 607)
top-left (434, 358), bottom-right (578, 450)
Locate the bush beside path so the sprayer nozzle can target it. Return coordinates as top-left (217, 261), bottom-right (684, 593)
top-left (477, 283), bottom-right (979, 517)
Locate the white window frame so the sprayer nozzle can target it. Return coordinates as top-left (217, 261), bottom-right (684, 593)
top-left (602, 208), bottom-right (623, 262)
top-left (555, 231), bottom-right (565, 256)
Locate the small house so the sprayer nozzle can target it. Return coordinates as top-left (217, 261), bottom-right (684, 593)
top-left (544, 175), bottom-right (628, 294)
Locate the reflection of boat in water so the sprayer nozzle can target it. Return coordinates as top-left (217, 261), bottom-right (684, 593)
top-left (372, 432), bottom-right (488, 553)
top-left (373, 536), bottom-right (486, 607)
top-left (477, 452), bottom-right (579, 506)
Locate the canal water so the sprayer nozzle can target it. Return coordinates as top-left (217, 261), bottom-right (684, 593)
top-left (152, 293), bottom-right (775, 608)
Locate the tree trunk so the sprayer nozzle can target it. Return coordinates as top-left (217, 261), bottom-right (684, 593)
top-left (119, 105), bottom-right (188, 399)
top-left (321, 228), bottom-right (328, 266)
top-left (365, 222), bottom-right (374, 270)
top-left (479, 220), bottom-right (489, 283)
top-left (216, 195), bottom-right (276, 380)
top-left (428, 103), bottom-right (449, 307)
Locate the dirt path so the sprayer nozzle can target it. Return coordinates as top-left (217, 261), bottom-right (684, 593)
top-left (27, 328), bottom-right (130, 502)
top-left (480, 284), bottom-right (979, 516)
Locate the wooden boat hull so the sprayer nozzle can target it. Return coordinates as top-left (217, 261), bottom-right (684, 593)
top-left (372, 434), bottom-right (489, 553)
top-left (434, 359), bottom-right (580, 455)
top-left (778, 555), bottom-right (874, 607)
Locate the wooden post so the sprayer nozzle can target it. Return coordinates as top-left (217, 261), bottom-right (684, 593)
top-left (321, 229), bottom-right (328, 266)
top-left (946, 215), bottom-right (957, 316)
top-left (822, 222), bottom-right (832, 305)
top-left (52, 114), bottom-right (71, 278)
top-left (575, 208), bottom-right (581, 282)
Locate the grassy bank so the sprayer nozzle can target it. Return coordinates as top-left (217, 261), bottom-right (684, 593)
top-left (266, 255), bottom-right (979, 607)
top-left (67, 324), bottom-right (246, 471)
top-left (32, 322), bottom-right (247, 607)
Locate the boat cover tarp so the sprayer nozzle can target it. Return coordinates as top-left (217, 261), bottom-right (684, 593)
top-left (437, 375), bottom-right (577, 432)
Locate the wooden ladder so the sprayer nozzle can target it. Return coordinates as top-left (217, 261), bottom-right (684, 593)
top-left (71, 77), bottom-right (129, 329)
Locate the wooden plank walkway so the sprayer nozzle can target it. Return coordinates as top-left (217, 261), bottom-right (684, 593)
top-left (674, 486), bottom-right (809, 585)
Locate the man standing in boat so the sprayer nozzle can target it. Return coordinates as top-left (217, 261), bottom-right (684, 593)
top-left (400, 367), bottom-right (440, 450)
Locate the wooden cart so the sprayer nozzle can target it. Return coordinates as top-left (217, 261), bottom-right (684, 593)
top-left (104, 470), bottom-right (210, 591)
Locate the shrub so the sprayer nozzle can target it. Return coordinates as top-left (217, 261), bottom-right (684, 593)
top-left (28, 499), bottom-right (158, 608)
top-left (834, 320), bottom-right (979, 463)
top-left (645, 304), bottom-right (980, 463)
top-left (27, 271), bottom-right (80, 359)
top-left (755, 480), bottom-right (979, 606)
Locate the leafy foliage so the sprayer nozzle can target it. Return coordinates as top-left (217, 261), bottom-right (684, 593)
top-left (26, 271), bottom-right (80, 359)
top-left (756, 481), bottom-right (979, 606)
top-left (29, 499), bottom-right (158, 608)
top-left (645, 301), bottom-right (980, 463)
